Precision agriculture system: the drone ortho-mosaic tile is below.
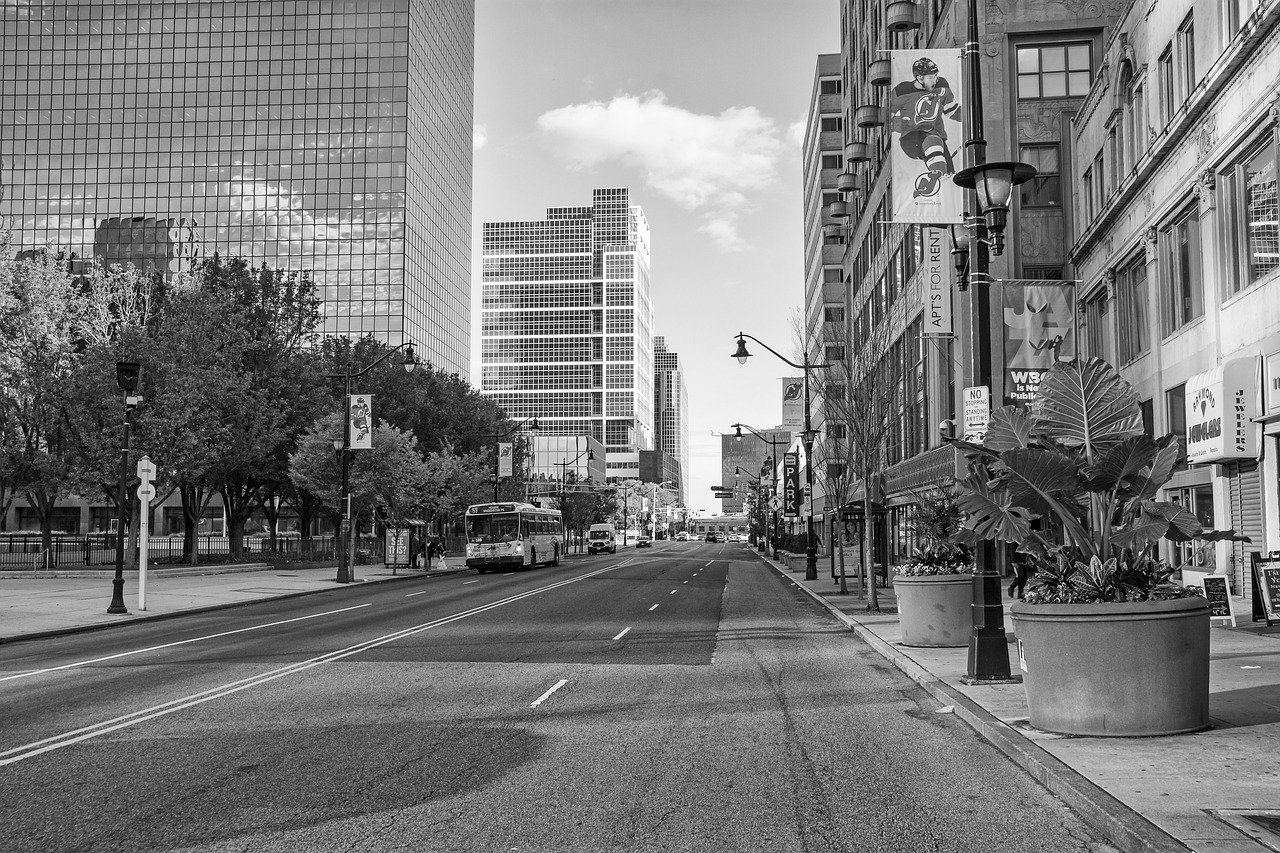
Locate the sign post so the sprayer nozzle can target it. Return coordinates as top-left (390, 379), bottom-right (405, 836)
top-left (962, 385), bottom-right (990, 443)
top-left (136, 456), bottom-right (156, 611)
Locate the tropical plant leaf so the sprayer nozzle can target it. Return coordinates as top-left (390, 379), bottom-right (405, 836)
top-left (983, 406), bottom-right (1033, 452)
top-left (942, 435), bottom-right (999, 464)
top-left (1082, 435), bottom-right (1159, 492)
top-left (990, 448), bottom-right (1094, 555)
top-left (955, 470), bottom-right (1041, 547)
top-left (1032, 358), bottom-right (1143, 462)
top-left (1125, 434), bottom-right (1181, 502)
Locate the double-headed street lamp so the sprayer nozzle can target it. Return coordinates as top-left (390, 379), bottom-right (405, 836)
top-left (492, 416), bottom-right (540, 501)
top-left (731, 333), bottom-right (831, 581)
top-left (648, 480), bottom-right (675, 538)
top-left (947, 0), bottom-right (1037, 684)
top-left (327, 341), bottom-right (418, 584)
top-left (732, 423), bottom-right (784, 554)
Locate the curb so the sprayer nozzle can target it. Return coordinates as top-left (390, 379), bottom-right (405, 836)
top-left (758, 552), bottom-right (1190, 853)
top-left (0, 568), bottom-right (469, 646)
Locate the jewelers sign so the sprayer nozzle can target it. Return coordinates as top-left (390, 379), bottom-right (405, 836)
top-left (921, 226), bottom-right (952, 337)
top-left (1185, 357), bottom-right (1260, 463)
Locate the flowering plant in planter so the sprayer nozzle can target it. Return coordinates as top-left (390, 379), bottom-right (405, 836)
top-left (946, 357), bottom-right (1245, 604)
top-left (893, 483), bottom-right (975, 576)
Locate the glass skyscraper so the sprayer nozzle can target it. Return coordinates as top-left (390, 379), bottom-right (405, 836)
top-left (0, 0), bottom-right (473, 374)
top-left (481, 188), bottom-right (654, 480)
top-left (653, 335), bottom-right (688, 505)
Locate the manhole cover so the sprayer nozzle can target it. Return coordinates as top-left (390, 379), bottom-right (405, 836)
top-left (1208, 810), bottom-right (1280, 851)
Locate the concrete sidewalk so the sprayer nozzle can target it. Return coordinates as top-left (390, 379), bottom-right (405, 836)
top-left (0, 561), bottom-right (466, 643)
top-left (763, 551), bottom-right (1280, 853)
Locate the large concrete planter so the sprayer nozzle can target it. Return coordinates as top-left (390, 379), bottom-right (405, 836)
top-left (1010, 598), bottom-right (1210, 737)
top-left (892, 573), bottom-right (972, 647)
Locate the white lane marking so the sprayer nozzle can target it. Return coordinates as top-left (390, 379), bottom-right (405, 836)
top-left (669, 589), bottom-right (677, 595)
top-left (648, 604), bottom-right (659, 611)
top-left (705, 561), bottom-right (714, 566)
top-left (0, 564), bottom-right (625, 766)
top-left (503, 572), bottom-right (514, 576)
top-left (404, 589), bottom-right (433, 597)
top-left (0, 604), bottom-right (374, 683)
top-left (530, 678), bottom-right (569, 708)
top-left (612, 627), bottom-right (631, 641)
top-left (682, 580), bottom-right (688, 584)
top-left (462, 580), bottom-right (479, 585)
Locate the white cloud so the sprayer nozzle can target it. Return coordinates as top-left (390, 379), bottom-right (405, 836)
top-left (536, 91), bottom-right (786, 249)
top-left (472, 123), bottom-right (489, 151)
top-left (785, 119), bottom-right (806, 149)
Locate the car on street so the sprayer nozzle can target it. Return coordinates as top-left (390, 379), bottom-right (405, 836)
top-left (675, 532), bottom-right (689, 541)
top-left (635, 535), bottom-right (652, 548)
top-left (705, 532), bottom-right (724, 543)
top-left (587, 523), bottom-right (617, 555)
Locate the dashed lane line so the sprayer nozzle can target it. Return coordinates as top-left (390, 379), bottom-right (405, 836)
top-left (612, 627), bottom-right (631, 641)
top-left (530, 678), bottom-right (569, 708)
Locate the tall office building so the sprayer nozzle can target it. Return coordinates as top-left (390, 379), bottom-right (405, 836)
top-left (0, 0), bottom-right (473, 374)
top-left (481, 188), bottom-right (654, 480)
top-left (720, 428), bottom-right (792, 515)
top-left (652, 336), bottom-right (689, 506)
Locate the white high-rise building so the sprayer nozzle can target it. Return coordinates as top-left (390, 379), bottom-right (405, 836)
top-left (481, 188), bottom-right (653, 480)
top-left (653, 336), bottom-right (689, 506)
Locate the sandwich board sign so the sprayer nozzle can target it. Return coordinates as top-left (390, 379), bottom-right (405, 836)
top-left (1250, 552), bottom-right (1280, 627)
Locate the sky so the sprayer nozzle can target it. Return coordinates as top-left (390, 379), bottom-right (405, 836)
top-left (471, 0), bottom-right (841, 514)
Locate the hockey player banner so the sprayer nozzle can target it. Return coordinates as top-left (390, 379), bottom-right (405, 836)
top-left (348, 394), bottom-right (373, 450)
top-left (889, 50), bottom-right (964, 223)
top-left (497, 442), bottom-right (514, 478)
top-left (1001, 282), bottom-right (1077, 406)
top-left (921, 226), bottom-right (952, 337)
top-left (782, 377), bottom-right (804, 429)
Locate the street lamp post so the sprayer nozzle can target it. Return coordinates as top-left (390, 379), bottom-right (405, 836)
top-left (732, 423), bottom-right (783, 555)
top-left (949, 0), bottom-right (1036, 683)
top-left (649, 480), bottom-right (675, 539)
top-left (731, 333), bottom-right (832, 581)
top-left (327, 341), bottom-right (418, 584)
top-left (492, 416), bottom-right (540, 501)
top-left (733, 466), bottom-right (763, 546)
top-left (107, 362), bottom-right (142, 614)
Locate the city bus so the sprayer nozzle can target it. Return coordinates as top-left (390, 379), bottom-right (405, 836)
top-left (463, 502), bottom-right (564, 573)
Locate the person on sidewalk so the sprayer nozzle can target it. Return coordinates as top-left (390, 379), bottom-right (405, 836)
top-left (1008, 550), bottom-right (1033, 600)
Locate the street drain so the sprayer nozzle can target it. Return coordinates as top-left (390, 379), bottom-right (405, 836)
top-left (1207, 810), bottom-right (1280, 851)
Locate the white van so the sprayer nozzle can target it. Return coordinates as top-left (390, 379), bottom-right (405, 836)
top-left (587, 523), bottom-right (617, 555)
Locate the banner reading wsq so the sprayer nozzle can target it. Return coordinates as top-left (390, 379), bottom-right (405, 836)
top-left (889, 50), bottom-right (963, 223)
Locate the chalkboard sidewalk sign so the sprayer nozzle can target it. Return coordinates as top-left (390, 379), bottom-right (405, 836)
top-left (1200, 575), bottom-right (1236, 627)
top-left (1250, 552), bottom-right (1280, 627)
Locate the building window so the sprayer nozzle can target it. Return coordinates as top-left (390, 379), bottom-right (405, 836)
top-left (1166, 382), bottom-right (1188, 466)
top-left (821, 154), bottom-right (843, 170)
top-left (1227, 0), bottom-right (1262, 38)
top-left (828, 423), bottom-right (847, 440)
top-left (1177, 16), bottom-right (1196, 102)
top-left (823, 267), bottom-right (844, 284)
top-left (1139, 398), bottom-right (1155, 437)
top-left (1094, 151), bottom-right (1106, 208)
top-left (1220, 137), bottom-right (1279, 296)
top-left (1116, 255), bottom-right (1150, 364)
top-left (1084, 289), bottom-right (1109, 360)
top-left (1108, 124), bottom-right (1121, 189)
top-left (820, 79), bottom-right (842, 95)
top-left (1126, 82), bottom-right (1146, 164)
top-left (825, 345), bottom-right (846, 362)
top-left (1023, 266), bottom-right (1064, 280)
top-left (823, 305), bottom-right (845, 323)
top-left (1016, 43), bottom-right (1092, 99)
top-left (1019, 144), bottom-right (1061, 207)
top-left (1082, 167), bottom-right (1094, 223)
top-left (820, 116), bottom-right (844, 132)
top-left (1160, 203), bottom-right (1203, 335)
top-left (1158, 46), bottom-right (1175, 125)
top-left (822, 191), bottom-right (842, 208)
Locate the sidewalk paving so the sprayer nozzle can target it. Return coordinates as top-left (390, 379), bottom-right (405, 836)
top-left (4, 550), bottom-right (1280, 852)
top-left (764, 550), bottom-right (1280, 853)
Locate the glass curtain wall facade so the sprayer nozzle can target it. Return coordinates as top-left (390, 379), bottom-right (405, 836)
top-left (0, 0), bottom-right (473, 375)
top-left (481, 188), bottom-right (654, 480)
top-left (653, 335), bottom-right (689, 506)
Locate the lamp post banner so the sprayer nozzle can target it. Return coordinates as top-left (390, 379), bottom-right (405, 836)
top-left (782, 452), bottom-right (802, 519)
top-left (782, 378), bottom-right (804, 428)
top-left (1001, 282), bottom-right (1077, 406)
top-left (348, 394), bottom-right (373, 450)
top-left (921, 226), bottom-right (952, 336)
top-left (497, 442), bottom-right (513, 477)
top-left (889, 49), bottom-right (964, 223)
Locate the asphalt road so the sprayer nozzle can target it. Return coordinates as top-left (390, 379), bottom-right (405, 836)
top-left (0, 542), bottom-right (1110, 853)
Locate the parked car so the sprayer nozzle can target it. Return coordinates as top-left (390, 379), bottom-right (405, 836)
top-left (635, 535), bottom-right (652, 548)
top-left (675, 532), bottom-right (689, 542)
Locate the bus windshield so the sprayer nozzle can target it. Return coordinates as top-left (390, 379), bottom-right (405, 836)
top-left (466, 513), bottom-right (521, 543)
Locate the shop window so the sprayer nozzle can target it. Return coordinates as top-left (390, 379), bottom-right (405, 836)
top-left (1219, 136), bottom-right (1279, 296)
top-left (1166, 383), bottom-right (1187, 466)
top-left (1168, 485), bottom-right (1214, 569)
top-left (1160, 203), bottom-right (1204, 335)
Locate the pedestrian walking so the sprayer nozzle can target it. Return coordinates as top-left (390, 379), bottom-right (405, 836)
top-left (1008, 550), bottom-right (1033, 600)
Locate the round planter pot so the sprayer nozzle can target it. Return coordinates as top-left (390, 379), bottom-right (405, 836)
top-left (1010, 598), bottom-right (1210, 737)
top-left (892, 573), bottom-right (972, 647)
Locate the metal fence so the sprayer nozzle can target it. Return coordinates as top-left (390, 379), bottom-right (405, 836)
top-left (0, 533), bottom-right (385, 570)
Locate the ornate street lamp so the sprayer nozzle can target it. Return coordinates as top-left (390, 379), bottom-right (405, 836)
top-left (107, 361), bottom-right (142, 614)
top-left (492, 416), bottom-right (540, 501)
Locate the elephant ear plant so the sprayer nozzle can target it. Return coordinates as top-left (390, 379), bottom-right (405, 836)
top-left (946, 357), bottom-right (1246, 604)
top-left (895, 482), bottom-right (974, 576)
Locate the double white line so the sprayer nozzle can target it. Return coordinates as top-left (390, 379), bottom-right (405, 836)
top-left (0, 562), bottom-right (626, 768)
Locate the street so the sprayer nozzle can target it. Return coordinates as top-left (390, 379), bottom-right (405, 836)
top-left (0, 543), bottom-right (1107, 853)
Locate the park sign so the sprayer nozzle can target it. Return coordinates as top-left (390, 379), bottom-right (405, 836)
top-left (782, 452), bottom-right (801, 519)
